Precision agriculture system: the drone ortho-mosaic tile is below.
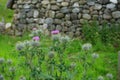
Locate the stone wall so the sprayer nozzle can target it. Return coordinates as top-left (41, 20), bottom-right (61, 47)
top-left (12, 0), bottom-right (120, 37)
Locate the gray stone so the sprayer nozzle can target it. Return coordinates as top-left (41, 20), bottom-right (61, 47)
top-left (41, 1), bottom-right (49, 5)
top-left (60, 7), bottom-right (70, 13)
top-left (27, 10), bottom-right (33, 18)
top-left (70, 13), bottom-right (78, 20)
top-left (72, 2), bottom-right (79, 7)
top-left (61, 2), bottom-right (69, 7)
top-left (57, 0), bottom-right (63, 3)
top-left (56, 25), bottom-right (62, 31)
top-left (94, 4), bottom-right (102, 10)
top-left (72, 8), bottom-right (80, 13)
top-left (106, 3), bottom-right (116, 9)
top-left (33, 10), bottom-right (39, 18)
top-left (98, 0), bottom-right (109, 4)
top-left (112, 11), bottom-right (120, 18)
top-left (83, 14), bottom-right (91, 20)
top-left (87, 1), bottom-right (95, 6)
top-left (51, 5), bottom-right (60, 10)
top-left (5, 23), bottom-right (12, 29)
top-left (56, 13), bottom-right (64, 18)
top-left (103, 14), bottom-right (112, 19)
top-left (110, 0), bottom-right (118, 4)
top-left (45, 18), bottom-right (54, 24)
top-left (54, 19), bottom-right (62, 25)
top-left (48, 11), bottom-right (55, 18)
top-left (23, 4), bottom-right (30, 8)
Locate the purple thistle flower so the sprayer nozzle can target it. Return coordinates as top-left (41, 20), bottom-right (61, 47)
top-left (51, 30), bottom-right (60, 34)
top-left (32, 28), bottom-right (37, 31)
top-left (33, 36), bottom-right (40, 41)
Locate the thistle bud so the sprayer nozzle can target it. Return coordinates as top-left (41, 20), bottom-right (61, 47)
top-left (0, 58), bottom-right (5, 64)
top-left (98, 76), bottom-right (104, 80)
top-left (60, 36), bottom-right (70, 43)
top-left (0, 74), bottom-right (4, 80)
top-left (92, 53), bottom-right (99, 59)
top-left (7, 59), bottom-right (12, 65)
top-left (9, 67), bottom-right (15, 72)
top-left (19, 76), bottom-right (26, 80)
top-left (16, 42), bottom-right (25, 51)
top-left (48, 51), bottom-right (55, 58)
top-left (82, 43), bottom-right (92, 51)
top-left (30, 40), bottom-right (40, 47)
top-left (106, 73), bottom-right (113, 79)
top-left (70, 63), bottom-right (76, 69)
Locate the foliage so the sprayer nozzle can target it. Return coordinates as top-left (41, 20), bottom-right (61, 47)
top-left (82, 21), bottom-right (120, 50)
top-left (0, 0), bottom-right (13, 22)
top-left (0, 28), bottom-right (117, 80)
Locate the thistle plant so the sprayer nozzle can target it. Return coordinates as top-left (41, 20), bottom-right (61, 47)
top-left (8, 67), bottom-right (16, 80)
top-left (0, 58), bottom-right (5, 73)
top-left (106, 73), bottom-right (113, 80)
top-left (0, 74), bottom-right (4, 80)
top-left (81, 43), bottom-right (94, 80)
top-left (47, 51), bottom-right (55, 78)
top-left (50, 30), bottom-right (72, 79)
top-left (98, 76), bottom-right (104, 80)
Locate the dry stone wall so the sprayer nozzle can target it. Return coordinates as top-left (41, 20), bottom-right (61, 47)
top-left (12, 0), bottom-right (120, 37)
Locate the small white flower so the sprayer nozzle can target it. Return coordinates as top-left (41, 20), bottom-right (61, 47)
top-left (92, 53), bottom-right (99, 59)
top-left (106, 73), bottom-right (113, 79)
top-left (82, 43), bottom-right (92, 51)
top-left (98, 76), bottom-right (104, 80)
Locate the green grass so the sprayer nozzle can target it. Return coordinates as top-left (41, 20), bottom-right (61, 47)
top-left (0, 0), bottom-right (13, 22)
top-left (0, 34), bottom-right (118, 80)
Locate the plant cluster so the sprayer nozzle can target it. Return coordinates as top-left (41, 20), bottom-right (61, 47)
top-left (82, 21), bottom-right (120, 50)
top-left (0, 27), bottom-right (114, 80)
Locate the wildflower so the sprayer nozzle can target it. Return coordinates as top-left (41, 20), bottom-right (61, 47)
top-left (9, 67), bottom-right (15, 72)
top-left (7, 59), bottom-right (12, 65)
top-left (52, 34), bottom-right (61, 41)
top-left (0, 74), bottom-right (4, 80)
top-left (70, 62), bottom-right (76, 69)
top-left (60, 36), bottom-right (70, 43)
top-left (48, 51), bottom-right (55, 58)
top-left (23, 40), bottom-right (31, 47)
top-left (36, 29), bottom-right (43, 34)
top-left (51, 30), bottom-right (60, 34)
top-left (19, 76), bottom-right (26, 80)
top-left (16, 42), bottom-right (25, 51)
top-left (92, 53), bottom-right (99, 59)
top-left (106, 73), bottom-right (113, 79)
top-left (98, 76), bottom-right (104, 80)
top-left (32, 27), bottom-right (37, 31)
top-left (0, 58), bottom-right (5, 64)
top-left (31, 30), bottom-right (39, 36)
top-left (82, 43), bottom-right (92, 51)
top-left (30, 40), bottom-right (40, 47)
top-left (33, 36), bottom-right (40, 41)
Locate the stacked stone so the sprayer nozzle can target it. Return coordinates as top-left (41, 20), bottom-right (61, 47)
top-left (12, 0), bottom-right (120, 37)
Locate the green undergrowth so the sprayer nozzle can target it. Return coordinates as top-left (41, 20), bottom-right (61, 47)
top-left (0, 34), bottom-right (117, 80)
top-left (0, 0), bottom-right (13, 22)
